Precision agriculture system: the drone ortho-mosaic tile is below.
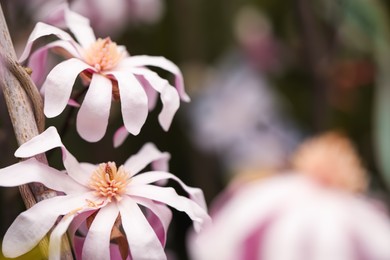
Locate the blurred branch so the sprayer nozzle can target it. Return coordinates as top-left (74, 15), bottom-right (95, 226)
top-left (296, 0), bottom-right (333, 131)
top-left (0, 4), bottom-right (73, 259)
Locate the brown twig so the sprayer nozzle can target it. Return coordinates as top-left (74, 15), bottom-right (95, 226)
top-left (0, 4), bottom-right (73, 259)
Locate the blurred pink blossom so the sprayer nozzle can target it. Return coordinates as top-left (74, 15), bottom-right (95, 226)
top-left (27, 0), bottom-right (165, 36)
top-left (0, 127), bottom-right (209, 259)
top-left (188, 174), bottom-right (390, 260)
top-left (19, 7), bottom-right (189, 142)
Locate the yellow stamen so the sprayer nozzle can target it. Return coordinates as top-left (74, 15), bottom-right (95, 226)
top-left (83, 37), bottom-right (124, 72)
top-left (89, 162), bottom-right (130, 202)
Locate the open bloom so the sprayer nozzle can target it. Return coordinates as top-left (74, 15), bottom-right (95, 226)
top-left (19, 7), bottom-right (189, 142)
top-left (189, 175), bottom-right (390, 260)
top-left (0, 127), bottom-right (209, 260)
top-left (188, 132), bottom-right (390, 260)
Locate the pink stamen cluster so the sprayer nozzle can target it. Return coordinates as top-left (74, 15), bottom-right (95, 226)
top-left (89, 162), bottom-right (130, 202)
top-left (83, 37), bottom-right (123, 71)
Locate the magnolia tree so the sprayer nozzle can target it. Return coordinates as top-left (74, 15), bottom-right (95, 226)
top-left (0, 3), bottom-right (209, 260)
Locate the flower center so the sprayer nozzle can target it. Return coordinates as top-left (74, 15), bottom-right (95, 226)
top-left (83, 37), bottom-right (123, 72)
top-left (89, 162), bottom-right (130, 202)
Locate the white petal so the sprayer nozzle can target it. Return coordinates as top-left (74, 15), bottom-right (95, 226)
top-left (2, 193), bottom-right (92, 258)
top-left (0, 158), bottom-right (86, 194)
top-left (110, 71), bottom-right (148, 136)
top-left (134, 69), bottom-right (180, 131)
top-left (118, 197), bottom-right (167, 260)
top-left (82, 203), bottom-right (119, 260)
top-left (43, 58), bottom-right (91, 118)
top-left (68, 210), bottom-right (96, 244)
top-left (131, 171), bottom-right (207, 211)
top-left (15, 126), bottom-right (91, 186)
top-left (28, 40), bottom-right (82, 85)
top-left (132, 197), bottom-right (172, 247)
top-left (124, 143), bottom-right (170, 176)
top-left (15, 126), bottom-right (62, 158)
top-left (76, 73), bottom-right (112, 142)
top-left (135, 74), bottom-right (159, 110)
top-left (19, 22), bottom-right (75, 63)
top-left (158, 84), bottom-right (180, 131)
top-left (127, 185), bottom-right (210, 232)
top-left (119, 55), bottom-right (190, 102)
top-left (113, 126), bottom-right (130, 148)
top-left (64, 7), bottom-right (96, 48)
top-left (49, 214), bottom-right (75, 260)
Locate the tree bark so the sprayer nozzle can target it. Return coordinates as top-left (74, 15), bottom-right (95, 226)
top-left (0, 4), bottom-right (73, 259)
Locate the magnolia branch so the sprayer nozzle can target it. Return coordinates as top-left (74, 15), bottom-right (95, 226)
top-left (0, 5), bottom-right (73, 259)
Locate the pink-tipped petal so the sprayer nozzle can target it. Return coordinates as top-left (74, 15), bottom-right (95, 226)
top-left (43, 58), bottom-right (91, 118)
top-left (123, 143), bottom-right (170, 176)
top-left (14, 127), bottom-right (62, 158)
top-left (64, 7), bottom-right (96, 48)
top-left (134, 69), bottom-right (180, 131)
top-left (68, 98), bottom-right (80, 107)
top-left (110, 71), bottom-right (148, 136)
top-left (18, 22), bottom-right (74, 63)
top-left (113, 126), bottom-right (129, 148)
top-left (82, 203), bottom-right (118, 260)
top-left (118, 197), bottom-right (167, 260)
top-left (135, 74), bottom-right (159, 110)
top-left (76, 73), bottom-right (112, 142)
top-left (14, 127), bottom-right (93, 186)
top-left (2, 193), bottom-right (92, 258)
top-left (68, 210), bottom-right (96, 245)
top-left (0, 158), bottom-right (86, 194)
top-left (131, 171), bottom-right (207, 211)
top-left (120, 55), bottom-right (190, 102)
top-left (132, 197), bottom-right (172, 247)
top-left (127, 185), bottom-right (210, 232)
top-left (158, 85), bottom-right (180, 131)
top-left (28, 40), bottom-right (82, 86)
top-left (49, 214), bottom-right (75, 260)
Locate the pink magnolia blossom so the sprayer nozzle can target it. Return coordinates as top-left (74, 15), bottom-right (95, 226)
top-left (19, 7), bottom-right (189, 142)
top-left (25, 0), bottom-right (164, 37)
top-left (188, 175), bottom-right (390, 260)
top-left (0, 127), bottom-right (209, 260)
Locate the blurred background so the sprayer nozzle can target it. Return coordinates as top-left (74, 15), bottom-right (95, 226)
top-left (1, 0), bottom-right (390, 259)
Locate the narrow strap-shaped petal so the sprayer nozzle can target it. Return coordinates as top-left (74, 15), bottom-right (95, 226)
top-left (119, 55), bottom-right (190, 102)
top-left (135, 74), bottom-right (159, 110)
top-left (131, 171), bottom-right (207, 211)
top-left (113, 126), bottom-right (130, 148)
top-left (49, 214), bottom-right (75, 260)
top-left (19, 22), bottom-right (75, 63)
top-left (110, 71), bottom-right (148, 135)
top-left (15, 126), bottom-right (62, 157)
top-left (0, 158), bottom-right (87, 194)
top-left (76, 73), bottom-right (112, 142)
top-left (43, 58), bottom-right (91, 118)
top-left (28, 40), bottom-right (82, 85)
top-left (158, 84), bottom-right (180, 131)
top-left (14, 127), bottom-right (92, 186)
top-left (124, 143), bottom-right (170, 176)
top-left (127, 185), bottom-right (211, 232)
top-left (68, 210), bottom-right (96, 245)
top-left (64, 6), bottom-right (96, 48)
top-left (132, 197), bottom-right (172, 247)
top-left (2, 193), bottom-right (94, 258)
top-left (133, 69), bottom-right (180, 131)
top-left (82, 203), bottom-right (119, 260)
top-left (118, 197), bottom-right (167, 260)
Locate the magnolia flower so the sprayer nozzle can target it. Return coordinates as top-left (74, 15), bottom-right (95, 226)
top-left (189, 175), bottom-right (390, 260)
top-left (19, 7), bottom-right (189, 142)
top-left (24, 0), bottom-right (164, 37)
top-left (188, 132), bottom-right (390, 260)
top-left (0, 127), bottom-right (209, 260)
